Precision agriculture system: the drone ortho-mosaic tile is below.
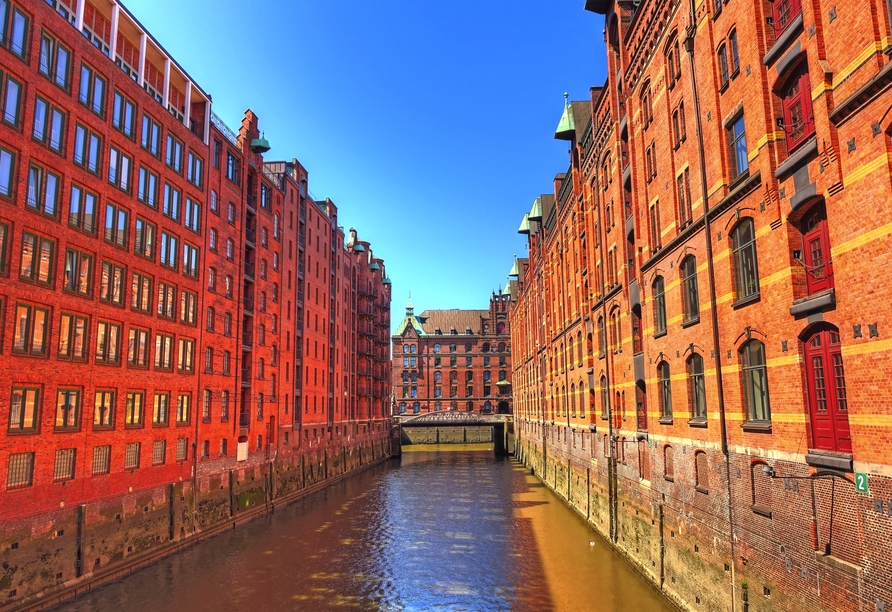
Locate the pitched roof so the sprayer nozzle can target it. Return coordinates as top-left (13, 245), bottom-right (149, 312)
top-left (417, 309), bottom-right (489, 336)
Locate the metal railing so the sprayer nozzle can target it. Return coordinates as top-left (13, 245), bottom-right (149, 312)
top-left (211, 111), bottom-right (239, 146)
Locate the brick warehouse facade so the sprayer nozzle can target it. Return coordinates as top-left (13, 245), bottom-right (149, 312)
top-left (0, 1), bottom-right (392, 608)
top-left (511, 0), bottom-right (892, 611)
top-left (391, 292), bottom-right (513, 417)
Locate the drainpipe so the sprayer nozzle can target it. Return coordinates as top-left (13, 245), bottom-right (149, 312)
top-left (683, 11), bottom-right (737, 612)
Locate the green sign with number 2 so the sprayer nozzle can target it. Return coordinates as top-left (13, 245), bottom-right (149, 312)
top-left (855, 472), bottom-right (869, 494)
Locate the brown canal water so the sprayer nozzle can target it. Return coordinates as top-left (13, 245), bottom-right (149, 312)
top-left (50, 446), bottom-right (674, 611)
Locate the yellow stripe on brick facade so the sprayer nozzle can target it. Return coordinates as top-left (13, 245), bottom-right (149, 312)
top-left (832, 220), bottom-right (892, 257)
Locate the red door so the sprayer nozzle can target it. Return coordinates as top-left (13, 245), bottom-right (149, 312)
top-left (805, 329), bottom-right (851, 453)
top-left (801, 205), bottom-right (833, 294)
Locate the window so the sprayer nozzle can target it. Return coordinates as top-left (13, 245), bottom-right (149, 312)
top-left (63, 249), bottom-right (92, 297)
top-left (207, 267), bottom-right (216, 291)
top-left (103, 203), bottom-right (128, 249)
top-left (32, 97), bottom-right (65, 152)
top-left (222, 351), bottom-right (231, 375)
top-left (92, 445), bottom-right (111, 475)
top-left (176, 437), bottom-right (188, 461)
top-left (226, 238), bottom-right (233, 260)
top-left (631, 307), bottom-right (643, 354)
top-left (134, 217), bottom-right (156, 261)
top-left (2, 73), bottom-right (21, 127)
top-left (39, 32), bottom-right (70, 89)
top-left (227, 202), bottom-right (235, 224)
top-left (681, 256), bottom-right (700, 323)
top-left (664, 445), bottom-right (674, 481)
top-left (163, 183), bottom-right (181, 222)
top-left (24, 165), bottom-right (59, 218)
top-left (804, 327), bottom-right (851, 453)
top-left (223, 313), bottom-right (232, 336)
top-left (741, 340), bottom-right (770, 424)
top-left (187, 152), bottom-right (203, 188)
top-left (67, 185), bottom-right (97, 235)
top-left (666, 36), bottom-right (681, 85)
top-left (8, 386), bottom-right (39, 432)
top-left (107, 148), bottom-right (132, 193)
top-left (152, 392), bottom-right (169, 425)
top-left (695, 451), bottom-right (709, 493)
top-left (177, 338), bottom-right (194, 373)
top-left (645, 142), bottom-right (657, 181)
top-left (160, 232), bottom-right (178, 270)
top-left (224, 276), bottom-right (232, 297)
top-left (771, 0), bottom-right (802, 38)
top-left (261, 227), bottom-right (268, 247)
top-left (221, 391), bottom-right (229, 421)
top-left (1, 3), bottom-right (28, 58)
top-left (141, 114), bottom-right (161, 156)
top-left (718, 44), bottom-right (729, 89)
top-left (177, 393), bottom-right (190, 424)
top-left (125, 391), bottom-right (144, 426)
top-left (649, 201), bottom-right (661, 251)
top-left (727, 115), bottom-right (748, 180)
top-left (19, 231), bottom-right (55, 286)
top-left (99, 261), bottom-right (125, 305)
top-left (205, 346), bottom-right (213, 372)
top-left (95, 320), bottom-right (121, 364)
top-left (598, 316), bottom-right (607, 357)
top-left (73, 125), bottom-right (101, 173)
top-left (166, 134), bottom-right (183, 173)
top-left (0, 146), bottom-right (13, 199)
top-left (93, 390), bottom-right (114, 428)
top-left (124, 442), bottom-right (140, 470)
top-left (202, 389), bottom-right (211, 419)
top-left (210, 189), bottom-right (218, 214)
top-left (260, 184), bottom-right (272, 210)
top-left (184, 198), bottom-right (200, 233)
top-left (672, 102), bottom-right (686, 148)
top-left (226, 151), bottom-right (240, 184)
top-left (677, 168), bottom-right (692, 226)
top-left (180, 290), bottom-right (196, 325)
top-left (688, 354), bottom-right (706, 420)
top-left (641, 82), bottom-right (652, 128)
top-left (13, 303), bottom-right (49, 355)
top-left (732, 218), bottom-right (759, 301)
top-left (213, 138), bottom-right (222, 169)
top-left (152, 440), bottom-right (166, 465)
top-left (780, 61), bottom-right (815, 152)
top-left (182, 243), bottom-right (198, 278)
top-left (157, 281), bottom-right (176, 319)
top-left (58, 312), bottom-right (88, 360)
top-left (126, 328), bottom-right (149, 367)
top-left (55, 389), bottom-right (81, 430)
top-left (658, 362), bottom-right (672, 421)
top-left (78, 64), bottom-right (105, 116)
top-left (137, 167), bottom-right (158, 208)
top-left (6, 453), bottom-right (34, 490)
top-left (0, 220), bottom-right (6, 275)
top-left (800, 203), bottom-right (833, 294)
top-left (112, 91), bottom-right (135, 137)
top-left (155, 333), bottom-right (173, 370)
top-left (728, 29), bottom-right (739, 75)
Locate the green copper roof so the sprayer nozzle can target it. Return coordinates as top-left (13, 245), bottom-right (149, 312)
top-left (518, 213), bottom-right (530, 235)
top-left (529, 197), bottom-right (542, 221)
top-left (508, 258), bottom-right (520, 277)
top-left (382, 277), bottom-right (392, 285)
top-left (250, 133), bottom-right (271, 153)
top-left (554, 92), bottom-right (575, 141)
top-left (369, 262), bottom-right (381, 271)
top-left (353, 243), bottom-right (366, 253)
top-left (496, 379), bottom-right (511, 387)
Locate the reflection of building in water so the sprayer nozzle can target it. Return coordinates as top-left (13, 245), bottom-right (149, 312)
top-left (391, 290), bottom-right (515, 416)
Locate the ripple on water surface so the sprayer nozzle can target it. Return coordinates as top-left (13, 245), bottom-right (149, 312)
top-left (48, 448), bottom-right (674, 612)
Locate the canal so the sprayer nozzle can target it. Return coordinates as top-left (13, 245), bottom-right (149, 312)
top-left (50, 447), bottom-right (674, 611)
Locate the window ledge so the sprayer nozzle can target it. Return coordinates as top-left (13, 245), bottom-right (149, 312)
top-left (742, 421), bottom-right (773, 433)
top-left (695, 485), bottom-right (709, 494)
top-left (814, 551), bottom-right (862, 577)
top-left (664, 475), bottom-right (675, 483)
top-left (688, 418), bottom-right (708, 428)
top-left (658, 416), bottom-right (674, 425)
top-left (653, 330), bottom-right (668, 339)
top-left (732, 292), bottom-right (761, 310)
top-left (751, 503), bottom-right (773, 518)
top-left (681, 317), bottom-right (701, 329)
top-left (790, 288), bottom-right (836, 318)
top-left (764, 13), bottom-right (804, 67)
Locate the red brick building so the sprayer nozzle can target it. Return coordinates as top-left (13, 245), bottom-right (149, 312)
top-left (0, 1), bottom-right (391, 606)
top-left (391, 292), bottom-right (513, 417)
top-left (512, 0), bottom-right (892, 610)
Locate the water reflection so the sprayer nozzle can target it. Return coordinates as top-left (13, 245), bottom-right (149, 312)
top-left (51, 447), bottom-right (671, 611)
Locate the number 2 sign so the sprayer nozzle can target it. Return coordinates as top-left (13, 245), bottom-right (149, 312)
top-left (855, 472), bottom-right (869, 494)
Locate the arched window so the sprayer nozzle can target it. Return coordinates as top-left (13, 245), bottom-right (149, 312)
top-left (728, 29), bottom-right (740, 75)
top-left (577, 332), bottom-right (583, 365)
top-left (658, 362), bottom-right (672, 421)
top-left (449, 371), bottom-right (458, 383)
top-left (401, 371), bottom-right (408, 383)
top-left (223, 313), bottom-right (232, 336)
top-left (483, 401), bottom-right (492, 414)
top-left (610, 308), bottom-right (622, 352)
top-left (208, 267), bottom-right (216, 291)
top-left (410, 345), bottom-right (416, 353)
top-left (570, 383), bottom-right (576, 416)
top-left (498, 342), bottom-right (506, 353)
top-left (641, 80), bottom-right (653, 128)
top-left (741, 340), bottom-right (770, 423)
top-left (652, 276), bottom-right (666, 335)
top-left (434, 371), bottom-right (442, 383)
top-left (498, 370), bottom-right (507, 381)
top-left (206, 307), bottom-right (215, 331)
top-left (224, 276), bottom-right (232, 297)
top-left (399, 402), bottom-right (406, 415)
top-left (465, 371), bottom-right (473, 382)
top-left (483, 371), bottom-right (491, 383)
top-left (600, 375), bottom-right (609, 420)
top-left (732, 218), bottom-right (759, 301)
top-left (681, 256), bottom-right (699, 323)
top-left (804, 326), bottom-right (851, 453)
top-left (257, 358), bottom-right (265, 380)
top-left (665, 33), bottom-right (681, 85)
top-left (636, 381), bottom-right (648, 431)
top-left (413, 402), bottom-right (420, 414)
top-left (688, 353), bottom-right (707, 420)
top-left (800, 203), bottom-right (833, 294)
top-left (718, 43), bottom-right (730, 88)
top-left (449, 344), bottom-right (456, 353)
top-left (465, 343), bottom-right (473, 353)
top-left (221, 391), bottom-right (229, 420)
top-left (664, 445), bottom-right (675, 481)
top-left (434, 344), bottom-right (441, 353)
top-left (632, 306), bottom-right (643, 354)
top-left (258, 324), bottom-right (265, 346)
top-left (210, 189), bottom-right (218, 213)
top-left (638, 440), bottom-right (651, 481)
top-left (695, 451), bottom-right (709, 493)
top-left (482, 343), bottom-right (490, 353)
top-left (403, 344), bottom-right (409, 353)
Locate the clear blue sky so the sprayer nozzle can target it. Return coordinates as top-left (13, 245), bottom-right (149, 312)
top-left (124, 0), bottom-right (607, 326)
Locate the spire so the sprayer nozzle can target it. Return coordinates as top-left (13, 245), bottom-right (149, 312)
top-left (406, 292), bottom-right (413, 314)
top-left (554, 92), bottom-right (576, 141)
